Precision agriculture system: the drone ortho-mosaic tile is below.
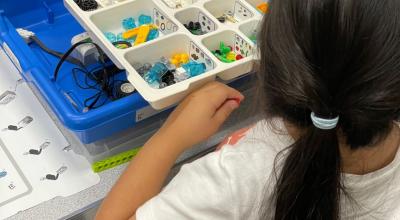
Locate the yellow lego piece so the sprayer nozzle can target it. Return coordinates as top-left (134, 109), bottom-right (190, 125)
top-left (170, 58), bottom-right (180, 67)
top-left (170, 53), bottom-right (190, 67)
top-left (180, 53), bottom-right (189, 64)
top-left (226, 51), bottom-right (236, 61)
top-left (123, 24), bottom-right (158, 40)
top-left (134, 25), bottom-right (151, 45)
top-left (122, 28), bottom-right (139, 39)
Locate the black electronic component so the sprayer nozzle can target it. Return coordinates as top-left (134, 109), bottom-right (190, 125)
top-left (115, 81), bottom-right (135, 98)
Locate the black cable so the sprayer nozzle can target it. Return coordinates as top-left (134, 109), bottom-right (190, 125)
top-left (31, 36), bottom-right (83, 66)
top-left (71, 66), bottom-right (111, 110)
top-left (53, 41), bottom-right (106, 81)
top-left (84, 92), bottom-right (105, 110)
top-left (72, 68), bottom-right (99, 90)
top-left (53, 41), bottom-right (131, 111)
top-left (53, 41), bottom-right (112, 110)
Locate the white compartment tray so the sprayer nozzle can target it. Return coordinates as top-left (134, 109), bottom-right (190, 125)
top-left (64, 0), bottom-right (265, 109)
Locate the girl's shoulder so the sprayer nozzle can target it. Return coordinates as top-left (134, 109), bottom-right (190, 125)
top-left (218, 118), bottom-right (293, 156)
top-left (207, 119), bottom-right (292, 218)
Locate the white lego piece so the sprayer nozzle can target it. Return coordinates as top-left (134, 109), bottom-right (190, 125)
top-left (174, 67), bottom-right (189, 82)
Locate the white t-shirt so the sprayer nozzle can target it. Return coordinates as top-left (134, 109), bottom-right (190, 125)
top-left (137, 120), bottom-right (400, 220)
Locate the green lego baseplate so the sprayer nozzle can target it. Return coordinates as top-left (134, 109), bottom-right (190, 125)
top-left (92, 147), bottom-right (142, 173)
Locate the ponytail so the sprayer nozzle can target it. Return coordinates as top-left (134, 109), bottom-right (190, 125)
top-left (273, 127), bottom-right (341, 220)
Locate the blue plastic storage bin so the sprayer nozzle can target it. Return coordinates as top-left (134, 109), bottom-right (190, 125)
top-left (0, 0), bottom-right (251, 144)
top-left (0, 0), bottom-right (154, 143)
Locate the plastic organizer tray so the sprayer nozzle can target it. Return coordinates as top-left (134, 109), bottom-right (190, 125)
top-left (64, 0), bottom-right (264, 109)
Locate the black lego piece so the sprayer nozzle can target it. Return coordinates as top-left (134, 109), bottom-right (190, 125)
top-left (74, 0), bottom-right (98, 11)
top-left (161, 70), bottom-right (176, 86)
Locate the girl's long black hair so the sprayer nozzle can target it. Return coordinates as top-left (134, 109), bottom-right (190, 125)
top-left (258, 0), bottom-right (400, 219)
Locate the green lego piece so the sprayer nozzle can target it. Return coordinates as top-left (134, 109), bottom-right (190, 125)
top-left (219, 42), bottom-right (231, 54)
top-left (92, 147), bottom-right (142, 173)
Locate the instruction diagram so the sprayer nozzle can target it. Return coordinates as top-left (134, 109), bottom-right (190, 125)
top-left (0, 47), bottom-right (100, 219)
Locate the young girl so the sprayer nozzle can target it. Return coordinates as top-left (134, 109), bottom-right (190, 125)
top-left (96, 0), bottom-right (400, 219)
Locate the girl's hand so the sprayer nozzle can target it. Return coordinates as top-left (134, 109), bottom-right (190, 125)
top-left (154, 81), bottom-right (244, 151)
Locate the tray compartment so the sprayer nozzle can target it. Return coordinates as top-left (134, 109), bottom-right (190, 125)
top-left (204, 0), bottom-right (254, 24)
top-left (202, 30), bottom-right (253, 62)
top-left (202, 30), bottom-right (254, 80)
top-left (124, 34), bottom-right (216, 86)
top-left (175, 7), bottom-right (218, 36)
top-left (89, 0), bottom-right (178, 49)
top-left (123, 34), bottom-right (218, 109)
top-left (238, 19), bottom-right (260, 44)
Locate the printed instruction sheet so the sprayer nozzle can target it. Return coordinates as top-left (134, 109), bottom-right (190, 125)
top-left (0, 46), bottom-right (100, 219)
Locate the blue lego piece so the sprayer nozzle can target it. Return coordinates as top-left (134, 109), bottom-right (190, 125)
top-left (147, 29), bottom-right (159, 41)
top-left (116, 33), bottom-right (124, 41)
top-left (122, 17), bottom-right (136, 30)
top-left (144, 62), bottom-right (169, 84)
top-left (139, 14), bottom-right (152, 26)
top-left (182, 61), bottom-right (206, 77)
top-left (104, 32), bottom-right (116, 42)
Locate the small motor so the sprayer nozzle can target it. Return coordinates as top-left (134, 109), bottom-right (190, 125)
top-left (116, 81), bottom-right (135, 98)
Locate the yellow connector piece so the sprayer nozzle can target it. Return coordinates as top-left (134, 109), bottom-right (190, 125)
top-left (122, 24), bottom-right (158, 40)
top-left (170, 53), bottom-right (190, 67)
top-left (122, 28), bottom-right (139, 39)
top-left (134, 25), bottom-right (151, 45)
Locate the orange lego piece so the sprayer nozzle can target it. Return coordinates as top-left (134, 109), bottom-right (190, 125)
top-left (257, 2), bottom-right (269, 14)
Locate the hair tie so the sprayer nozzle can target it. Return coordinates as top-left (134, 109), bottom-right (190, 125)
top-left (310, 112), bottom-right (339, 130)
